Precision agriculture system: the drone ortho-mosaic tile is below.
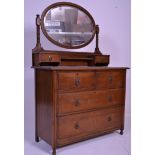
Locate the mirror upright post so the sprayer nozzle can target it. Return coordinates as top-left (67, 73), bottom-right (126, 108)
top-left (32, 14), bottom-right (43, 52)
top-left (94, 25), bottom-right (101, 55)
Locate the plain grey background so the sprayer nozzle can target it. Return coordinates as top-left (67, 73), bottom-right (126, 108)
top-left (24, 0), bottom-right (131, 154)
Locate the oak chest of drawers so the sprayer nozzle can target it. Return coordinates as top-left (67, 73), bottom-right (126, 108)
top-left (32, 2), bottom-right (129, 154)
top-left (34, 66), bottom-right (128, 154)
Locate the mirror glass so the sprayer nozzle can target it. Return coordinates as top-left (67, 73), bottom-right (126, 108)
top-left (42, 5), bottom-right (95, 48)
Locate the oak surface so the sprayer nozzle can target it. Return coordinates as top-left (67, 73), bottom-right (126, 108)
top-left (34, 68), bottom-right (127, 155)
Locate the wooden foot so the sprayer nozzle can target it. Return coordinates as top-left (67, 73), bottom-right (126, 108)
top-left (120, 129), bottom-right (124, 135)
top-left (35, 135), bottom-right (39, 142)
top-left (52, 149), bottom-right (56, 155)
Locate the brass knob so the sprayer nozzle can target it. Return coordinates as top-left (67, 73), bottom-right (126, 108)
top-left (108, 76), bottom-right (113, 82)
top-left (74, 122), bottom-right (80, 129)
top-left (107, 116), bottom-right (112, 122)
top-left (75, 79), bottom-right (80, 87)
top-left (49, 56), bottom-right (52, 61)
top-left (75, 99), bottom-right (80, 106)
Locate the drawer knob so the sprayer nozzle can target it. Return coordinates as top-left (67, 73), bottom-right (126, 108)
top-left (74, 122), bottom-right (80, 129)
top-left (107, 116), bottom-right (112, 122)
top-left (108, 96), bottom-right (112, 102)
top-left (75, 99), bottom-right (80, 106)
top-left (49, 56), bottom-right (52, 61)
top-left (108, 76), bottom-right (113, 82)
top-left (75, 79), bottom-right (80, 87)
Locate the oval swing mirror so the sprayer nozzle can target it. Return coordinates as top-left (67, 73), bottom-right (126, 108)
top-left (41, 2), bottom-right (96, 49)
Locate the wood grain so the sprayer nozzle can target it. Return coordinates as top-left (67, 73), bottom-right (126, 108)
top-left (58, 89), bottom-right (124, 115)
top-left (58, 71), bottom-right (95, 92)
top-left (34, 67), bottom-right (128, 155)
top-left (57, 106), bottom-right (123, 140)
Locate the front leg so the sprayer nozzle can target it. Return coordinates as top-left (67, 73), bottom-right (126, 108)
top-left (35, 135), bottom-right (40, 142)
top-left (52, 149), bottom-right (56, 155)
top-left (120, 129), bottom-right (124, 135)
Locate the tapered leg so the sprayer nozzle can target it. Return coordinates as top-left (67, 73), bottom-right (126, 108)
top-left (52, 149), bottom-right (56, 155)
top-left (120, 129), bottom-right (124, 135)
top-left (35, 135), bottom-right (39, 142)
top-left (35, 70), bottom-right (39, 143)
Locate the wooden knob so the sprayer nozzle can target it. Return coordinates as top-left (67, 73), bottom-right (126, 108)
top-left (107, 116), bottom-right (112, 122)
top-left (108, 96), bottom-right (112, 102)
top-left (75, 99), bottom-right (80, 106)
top-left (108, 76), bottom-right (113, 82)
top-left (75, 79), bottom-right (80, 87)
top-left (74, 122), bottom-right (80, 129)
top-left (49, 56), bottom-right (52, 61)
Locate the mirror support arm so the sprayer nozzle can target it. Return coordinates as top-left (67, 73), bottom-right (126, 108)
top-left (32, 14), bottom-right (43, 52)
top-left (94, 25), bottom-right (101, 54)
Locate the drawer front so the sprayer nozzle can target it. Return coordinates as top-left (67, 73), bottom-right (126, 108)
top-left (58, 89), bottom-right (124, 115)
top-left (58, 107), bottom-right (123, 139)
top-left (40, 54), bottom-right (60, 63)
top-left (58, 72), bottom-right (95, 92)
top-left (96, 70), bottom-right (125, 89)
top-left (94, 55), bottom-right (109, 65)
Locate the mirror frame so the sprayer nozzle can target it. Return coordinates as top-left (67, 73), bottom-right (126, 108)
top-left (40, 2), bottom-right (96, 49)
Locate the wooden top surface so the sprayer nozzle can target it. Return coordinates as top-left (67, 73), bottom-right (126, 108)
top-left (32, 66), bottom-right (129, 71)
top-left (32, 50), bottom-right (109, 56)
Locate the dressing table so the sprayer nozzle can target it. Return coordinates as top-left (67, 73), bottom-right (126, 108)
top-left (32, 2), bottom-right (128, 155)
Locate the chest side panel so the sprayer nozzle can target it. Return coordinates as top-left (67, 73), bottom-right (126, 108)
top-left (36, 69), bottom-right (53, 145)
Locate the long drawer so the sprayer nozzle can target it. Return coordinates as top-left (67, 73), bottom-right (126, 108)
top-left (58, 70), bottom-right (125, 93)
top-left (57, 106), bottom-right (123, 140)
top-left (58, 89), bottom-right (124, 115)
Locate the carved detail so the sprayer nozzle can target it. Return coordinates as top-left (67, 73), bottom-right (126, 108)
top-left (32, 14), bottom-right (43, 52)
top-left (94, 25), bottom-right (102, 54)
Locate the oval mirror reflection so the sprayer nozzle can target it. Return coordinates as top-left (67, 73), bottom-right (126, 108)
top-left (42, 4), bottom-right (95, 49)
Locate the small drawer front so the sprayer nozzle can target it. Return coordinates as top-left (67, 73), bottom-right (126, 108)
top-left (96, 70), bottom-right (125, 89)
top-left (58, 72), bottom-right (95, 92)
top-left (94, 55), bottom-right (109, 65)
top-left (58, 89), bottom-right (124, 115)
top-left (40, 54), bottom-right (60, 63)
top-left (58, 107), bottom-right (123, 139)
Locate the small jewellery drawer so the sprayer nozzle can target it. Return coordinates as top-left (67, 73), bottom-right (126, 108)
top-left (39, 53), bottom-right (60, 63)
top-left (58, 89), bottom-right (124, 115)
top-left (96, 70), bottom-right (125, 89)
top-left (58, 71), bottom-right (95, 92)
top-left (57, 107), bottom-right (123, 139)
